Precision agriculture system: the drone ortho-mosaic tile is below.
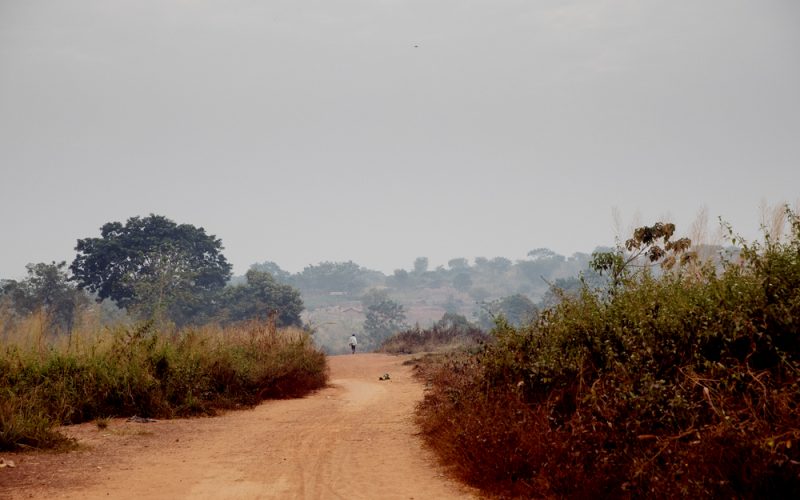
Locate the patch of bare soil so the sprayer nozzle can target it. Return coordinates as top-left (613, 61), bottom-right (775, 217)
top-left (0, 354), bottom-right (475, 499)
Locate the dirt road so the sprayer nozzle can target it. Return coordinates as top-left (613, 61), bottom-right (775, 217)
top-left (1, 354), bottom-right (474, 499)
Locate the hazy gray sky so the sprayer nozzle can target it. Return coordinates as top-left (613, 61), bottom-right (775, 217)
top-left (1, 0), bottom-right (798, 279)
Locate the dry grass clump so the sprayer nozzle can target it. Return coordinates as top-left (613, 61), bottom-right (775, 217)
top-left (379, 313), bottom-right (490, 354)
top-left (416, 209), bottom-right (800, 498)
top-left (0, 318), bottom-right (327, 451)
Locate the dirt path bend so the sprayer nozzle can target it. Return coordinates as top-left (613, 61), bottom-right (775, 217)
top-left (1, 354), bottom-right (474, 500)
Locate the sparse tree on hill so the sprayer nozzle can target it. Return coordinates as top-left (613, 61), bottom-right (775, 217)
top-left (295, 261), bottom-right (367, 294)
top-left (474, 257), bottom-right (489, 268)
top-left (488, 257), bottom-right (512, 273)
top-left (363, 297), bottom-right (407, 347)
top-left (517, 248), bottom-right (565, 284)
top-left (448, 257), bottom-right (469, 270)
top-left (527, 248), bottom-right (558, 260)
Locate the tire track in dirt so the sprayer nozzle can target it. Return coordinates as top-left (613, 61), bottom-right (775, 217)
top-left (1, 354), bottom-right (474, 499)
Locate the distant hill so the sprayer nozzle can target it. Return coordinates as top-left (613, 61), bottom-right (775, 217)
top-left (241, 249), bottom-right (609, 353)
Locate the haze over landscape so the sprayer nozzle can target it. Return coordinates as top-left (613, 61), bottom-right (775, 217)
top-left (2, 0), bottom-right (798, 280)
top-left (3, 2), bottom-right (800, 498)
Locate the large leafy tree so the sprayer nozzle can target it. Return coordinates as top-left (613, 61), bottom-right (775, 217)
top-left (447, 257), bottom-right (469, 270)
top-left (70, 215), bottom-right (232, 324)
top-left (220, 269), bottom-right (304, 327)
top-left (517, 247), bottom-right (565, 283)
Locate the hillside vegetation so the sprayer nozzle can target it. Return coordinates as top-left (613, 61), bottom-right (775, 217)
top-left (416, 211), bottom-right (800, 498)
top-left (0, 317), bottom-right (327, 451)
top-left (254, 245), bottom-right (599, 352)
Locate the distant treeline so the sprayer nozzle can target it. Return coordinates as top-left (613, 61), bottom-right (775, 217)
top-left (250, 249), bottom-right (607, 301)
top-left (0, 212), bottom-right (731, 347)
top-left (1, 213), bottom-right (617, 336)
top-left (248, 243), bottom-right (728, 332)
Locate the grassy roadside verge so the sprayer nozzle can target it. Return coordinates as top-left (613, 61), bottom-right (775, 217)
top-left (414, 214), bottom-right (800, 498)
top-left (0, 320), bottom-right (327, 451)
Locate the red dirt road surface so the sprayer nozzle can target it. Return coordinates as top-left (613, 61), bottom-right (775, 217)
top-left (1, 354), bottom-right (475, 499)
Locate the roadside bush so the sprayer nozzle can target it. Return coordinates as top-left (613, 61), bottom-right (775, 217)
top-left (379, 313), bottom-right (490, 354)
top-left (0, 319), bottom-right (327, 450)
top-left (417, 210), bottom-right (800, 498)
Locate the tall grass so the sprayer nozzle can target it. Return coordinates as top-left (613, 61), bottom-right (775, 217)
top-left (417, 210), bottom-right (800, 498)
top-left (0, 316), bottom-right (327, 451)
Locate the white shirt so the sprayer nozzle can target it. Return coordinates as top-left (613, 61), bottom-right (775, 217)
top-left (349, 335), bottom-right (357, 345)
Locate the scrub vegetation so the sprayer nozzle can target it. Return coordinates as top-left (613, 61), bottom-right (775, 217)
top-left (0, 316), bottom-right (327, 451)
top-left (414, 209), bottom-right (800, 498)
top-left (379, 312), bottom-right (490, 355)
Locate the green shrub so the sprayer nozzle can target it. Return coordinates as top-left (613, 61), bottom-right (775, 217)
top-left (417, 210), bottom-right (800, 498)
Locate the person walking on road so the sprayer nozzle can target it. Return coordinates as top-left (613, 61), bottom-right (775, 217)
top-left (349, 334), bottom-right (358, 354)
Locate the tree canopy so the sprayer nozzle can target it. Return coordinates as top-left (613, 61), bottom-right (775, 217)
top-left (249, 261), bottom-right (292, 282)
top-left (295, 261), bottom-right (369, 294)
top-left (476, 293), bottom-right (538, 329)
top-left (70, 214), bottom-right (232, 324)
top-left (413, 257), bottom-right (429, 274)
top-left (220, 269), bottom-right (304, 327)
